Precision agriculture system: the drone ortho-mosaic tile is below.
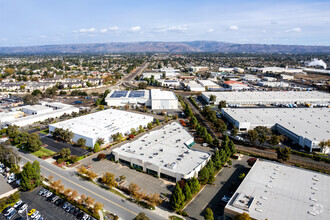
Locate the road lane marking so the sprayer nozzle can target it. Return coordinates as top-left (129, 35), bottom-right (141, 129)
top-left (21, 155), bottom-right (138, 216)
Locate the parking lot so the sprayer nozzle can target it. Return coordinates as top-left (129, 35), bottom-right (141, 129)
top-left (39, 133), bottom-right (89, 157)
top-left (1, 187), bottom-right (92, 220)
top-left (184, 155), bottom-right (252, 220)
top-left (82, 158), bottom-right (174, 196)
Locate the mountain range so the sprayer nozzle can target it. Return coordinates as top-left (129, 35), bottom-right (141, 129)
top-left (1, 41), bottom-right (330, 54)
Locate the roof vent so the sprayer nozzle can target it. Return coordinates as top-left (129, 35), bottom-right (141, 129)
top-left (308, 211), bottom-right (317, 216)
top-left (255, 208), bottom-right (262, 213)
top-left (311, 187), bottom-right (318, 191)
top-left (260, 196), bottom-right (267, 200)
top-left (310, 198), bottom-right (317, 202)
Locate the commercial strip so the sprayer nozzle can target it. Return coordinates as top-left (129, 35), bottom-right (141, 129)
top-left (224, 159), bottom-right (330, 220)
top-left (49, 109), bottom-right (154, 148)
top-left (201, 91), bottom-right (330, 105)
top-left (105, 89), bottom-right (178, 110)
top-left (112, 122), bottom-right (211, 182)
top-left (221, 108), bottom-right (330, 152)
top-left (223, 81), bottom-right (249, 90)
top-left (1, 102), bottom-right (79, 127)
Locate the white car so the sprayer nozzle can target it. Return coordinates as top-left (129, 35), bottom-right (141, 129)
top-left (13, 200), bottom-right (22, 208)
top-left (34, 214), bottom-right (41, 220)
top-left (46, 191), bottom-right (53, 197)
top-left (4, 207), bottom-right (14, 216)
top-left (18, 204), bottom-right (28, 214)
top-left (31, 210), bottom-right (39, 218)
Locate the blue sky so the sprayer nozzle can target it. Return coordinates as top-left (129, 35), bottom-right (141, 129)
top-left (0, 0), bottom-right (330, 46)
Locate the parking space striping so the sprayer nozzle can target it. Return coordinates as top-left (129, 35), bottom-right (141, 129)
top-left (21, 155), bottom-right (138, 216)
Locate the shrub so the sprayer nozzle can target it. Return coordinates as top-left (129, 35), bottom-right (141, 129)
top-left (97, 153), bottom-right (106, 160)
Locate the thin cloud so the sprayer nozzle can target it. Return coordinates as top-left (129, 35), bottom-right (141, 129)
top-left (108, 26), bottom-right (119, 31)
top-left (100, 29), bottom-right (108, 33)
top-left (227, 25), bottom-right (239, 31)
top-left (73, 27), bottom-right (96, 33)
top-left (155, 25), bottom-right (188, 33)
top-left (285, 27), bottom-right (302, 33)
top-left (208, 28), bottom-right (214, 33)
top-left (130, 26), bottom-right (141, 32)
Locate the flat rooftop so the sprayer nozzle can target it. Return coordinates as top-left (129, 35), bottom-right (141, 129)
top-left (203, 91), bottom-right (330, 104)
top-left (225, 159), bottom-right (330, 220)
top-left (222, 108), bottom-right (330, 142)
top-left (198, 80), bottom-right (220, 87)
top-left (50, 109), bottom-right (153, 138)
top-left (113, 122), bottom-right (210, 176)
top-left (150, 89), bottom-right (177, 100)
top-left (22, 105), bottom-right (52, 111)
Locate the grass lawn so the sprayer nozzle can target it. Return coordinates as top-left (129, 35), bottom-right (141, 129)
top-left (32, 147), bottom-right (55, 157)
top-left (39, 129), bottom-right (49, 135)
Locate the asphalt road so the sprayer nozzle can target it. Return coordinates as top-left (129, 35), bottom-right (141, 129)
top-left (17, 151), bottom-right (167, 220)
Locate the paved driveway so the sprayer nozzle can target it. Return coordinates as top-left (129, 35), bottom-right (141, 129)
top-left (184, 155), bottom-right (252, 220)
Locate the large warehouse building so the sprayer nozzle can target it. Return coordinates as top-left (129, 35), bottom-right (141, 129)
top-left (2, 102), bottom-right (79, 127)
top-left (224, 159), bottom-right (330, 220)
top-left (105, 89), bottom-right (178, 110)
top-left (221, 108), bottom-right (330, 152)
top-left (49, 109), bottom-right (153, 148)
top-left (201, 91), bottom-right (330, 105)
top-left (112, 122), bottom-right (211, 182)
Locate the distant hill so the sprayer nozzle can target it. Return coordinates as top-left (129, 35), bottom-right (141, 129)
top-left (1, 41), bottom-right (330, 54)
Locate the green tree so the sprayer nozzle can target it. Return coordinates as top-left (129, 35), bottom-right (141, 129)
top-left (170, 183), bottom-right (185, 211)
top-left (23, 94), bottom-right (39, 105)
top-left (258, 133), bottom-right (267, 146)
top-left (204, 208), bottom-right (214, 220)
top-left (20, 161), bottom-right (41, 191)
top-left (269, 135), bottom-right (280, 146)
top-left (26, 133), bottom-right (42, 152)
top-left (209, 95), bottom-right (216, 104)
top-left (14, 132), bottom-right (29, 146)
top-left (96, 138), bottom-right (105, 145)
top-left (218, 100), bottom-right (226, 110)
top-left (94, 143), bottom-right (100, 152)
top-left (198, 167), bottom-right (209, 185)
top-left (231, 126), bottom-right (238, 137)
top-left (188, 177), bottom-right (200, 194)
top-left (134, 212), bottom-right (150, 220)
top-left (247, 130), bottom-right (258, 144)
top-left (228, 140), bottom-right (236, 155)
top-left (155, 119), bottom-right (160, 126)
top-left (6, 125), bottom-right (19, 138)
top-left (59, 148), bottom-right (71, 159)
top-left (276, 146), bottom-right (291, 161)
top-left (77, 138), bottom-right (86, 147)
top-left (183, 184), bottom-right (192, 201)
top-left (147, 122), bottom-right (153, 130)
top-left (31, 89), bottom-right (42, 96)
top-left (234, 212), bottom-right (252, 220)
top-left (138, 82), bottom-right (147, 89)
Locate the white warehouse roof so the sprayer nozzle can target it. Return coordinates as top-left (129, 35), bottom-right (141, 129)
top-left (113, 122), bottom-right (210, 177)
top-left (50, 109), bottom-right (154, 138)
top-left (222, 108), bottom-right (329, 147)
top-left (225, 159), bottom-right (330, 220)
top-left (202, 91), bottom-right (330, 105)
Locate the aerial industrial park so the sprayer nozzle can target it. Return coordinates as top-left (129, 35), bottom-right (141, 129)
top-left (0, 1), bottom-right (330, 220)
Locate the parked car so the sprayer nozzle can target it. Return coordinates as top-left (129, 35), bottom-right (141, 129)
top-left (73, 208), bottom-right (80, 216)
top-left (62, 202), bottom-right (69, 209)
top-left (45, 191), bottom-right (53, 198)
top-left (2, 207), bottom-right (12, 215)
top-left (65, 205), bottom-right (72, 212)
top-left (31, 210), bottom-right (39, 219)
top-left (4, 207), bottom-right (14, 216)
top-left (38, 189), bottom-right (45, 196)
top-left (18, 204), bottom-right (28, 214)
top-left (34, 214), bottom-right (41, 220)
top-left (51, 195), bottom-right (59, 202)
top-left (27, 209), bottom-right (36, 216)
top-left (13, 200), bottom-right (22, 208)
top-left (6, 209), bottom-right (17, 220)
top-left (69, 206), bottom-right (75, 214)
top-left (222, 195), bottom-right (231, 203)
